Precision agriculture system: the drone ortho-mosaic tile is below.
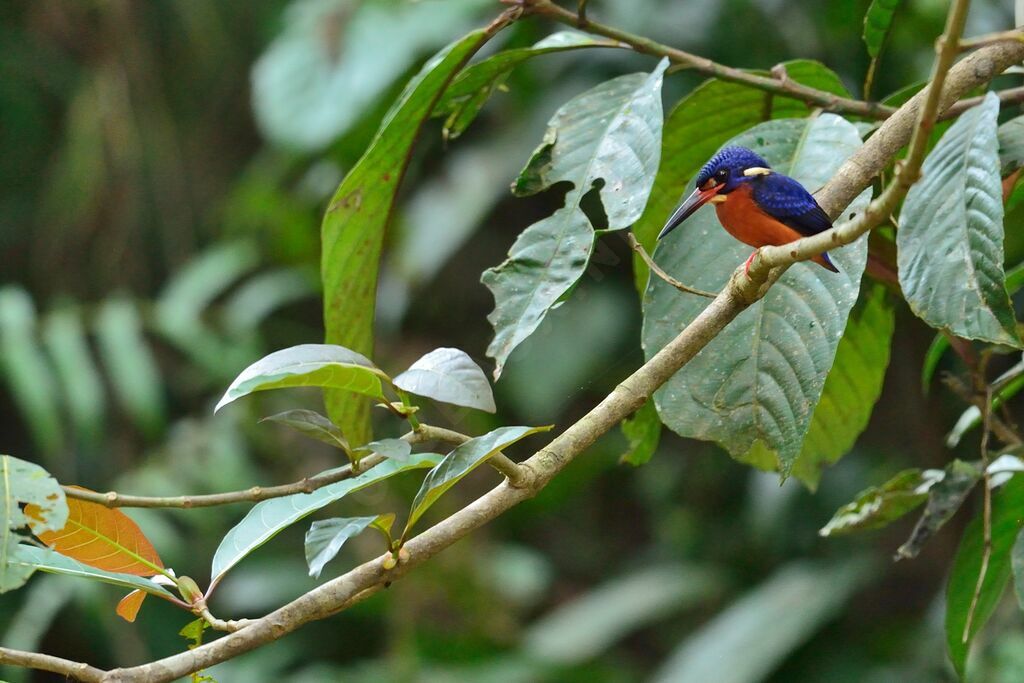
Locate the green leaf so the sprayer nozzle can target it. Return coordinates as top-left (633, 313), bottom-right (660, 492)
top-left (862, 0), bottom-right (902, 58)
top-left (898, 93), bottom-right (1021, 347)
top-left (790, 285), bottom-right (895, 489)
top-left (484, 61), bottom-right (667, 379)
top-left (404, 426), bottom-right (550, 536)
top-left (360, 438), bottom-right (411, 464)
top-left (210, 453), bottom-right (440, 589)
top-left (896, 460), bottom-right (981, 560)
top-left (819, 468), bottom-right (940, 537)
top-left (260, 409), bottom-right (350, 452)
top-left (619, 400), bottom-right (661, 467)
top-left (393, 347), bottom-right (495, 413)
top-left (94, 297), bottom-right (165, 437)
top-left (651, 559), bottom-right (872, 683)
top-left (215, 344), bottom-right (389, 413)
top-left (1, 455), bottom-right (67, 593)
top-left (631, 60), bottom-right (850, 293)
top-left (41, 307), bottom-right (106, 446)
top-left (5, 545), bottom-right (175, 598)
top-left (304, 513), bottom-right (393, 579)
top-left (434, 30), bottom-right (624, 140)
top-left (946, 475), bottom-right (1024, 675)
top-left (642, 115), bottom-right (870, 475)
top-left (322, 28), bottom-right (496, 446)
top-left (0, 287), bottom-right (63, 456)
top-left (921, 333), bottom-right (951, 395)
top-left (1012, 526), bottom-right (1024, 609)
top-left (998, 114), bottom-right (1024, 176)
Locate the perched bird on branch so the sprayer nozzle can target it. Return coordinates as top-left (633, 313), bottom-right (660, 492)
top-left (658, 146), bottom-right (838, 273)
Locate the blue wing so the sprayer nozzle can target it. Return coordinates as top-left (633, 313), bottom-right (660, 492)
top-left (750, 173), bottom-right (832, 237)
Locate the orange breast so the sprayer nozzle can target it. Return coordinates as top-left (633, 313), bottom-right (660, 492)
top-left (714, 183), bottom-right (804, 249)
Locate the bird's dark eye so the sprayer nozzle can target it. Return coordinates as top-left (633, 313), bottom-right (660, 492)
top-left (715, 169), bottom-right (728, 180)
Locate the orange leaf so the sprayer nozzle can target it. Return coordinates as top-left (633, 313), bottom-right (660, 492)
top-left (28, 488), bottom-right (164, 576)
top-left (116, 589), bottom-right (147, 622)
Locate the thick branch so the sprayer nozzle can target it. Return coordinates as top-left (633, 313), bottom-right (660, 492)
top-left (0, 648), bottom-right (105, 683)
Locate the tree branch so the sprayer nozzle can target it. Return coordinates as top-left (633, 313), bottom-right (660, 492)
top-left (0, 647), bottom-right (105, 683)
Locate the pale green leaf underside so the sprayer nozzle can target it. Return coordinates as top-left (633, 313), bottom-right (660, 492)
top-left (393, 347), bottom-right (496, 412)
top-left (4, 544), bottom-right (175, 598)
top-left (642, 115), bottom-right (870, 474)
top-left (304, 515), bottom-right (379, 579)
top-left (211, 453), bottom-right (441, 587)
top-left (898, 93), bottom-right (1020, 347)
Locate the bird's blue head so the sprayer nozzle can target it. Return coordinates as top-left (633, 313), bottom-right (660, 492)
top-left (658, 146), bottom-right (771, 240)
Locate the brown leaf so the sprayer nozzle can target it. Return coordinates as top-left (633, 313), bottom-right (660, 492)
top-left (116, 589), bottom-right (147, 622)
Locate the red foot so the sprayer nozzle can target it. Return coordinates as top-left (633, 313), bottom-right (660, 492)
top-left (743, 252), bottom-right (756, 278)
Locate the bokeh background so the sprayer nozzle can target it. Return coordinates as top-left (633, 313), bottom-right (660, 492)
top-left (1, 0), bottom-right (1022, 680)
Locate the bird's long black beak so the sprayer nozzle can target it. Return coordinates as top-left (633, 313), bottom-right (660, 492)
top-left (657, 185), bottom-right (721, 240)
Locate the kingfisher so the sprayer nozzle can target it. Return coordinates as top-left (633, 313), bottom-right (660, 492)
top-left (658, 146), bottom-right (838, 273)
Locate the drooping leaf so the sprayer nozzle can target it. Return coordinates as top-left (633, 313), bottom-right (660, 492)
top-left (41, 307), bottom-right (105, 445)
top-left (304, 513), bottom-right (393, 579)
top-left (862, 0), bottom-right (902, 58)
top-left (485, 61), bottom-right (667, 378)
top-left (619, 400), bottom-right (661, 467)
top-left (29, 491), bottom-right (164, 577)
top-left (260, 409), bottom-right (350, 452)
top-left (998, 114), bottom-right (1024, 176)
top-left (5, 545), bottom-right (174, 599)
top-left (897, 460), bottom-right (982, 559)
top-left (0, 455), bottom-right (67, 593)
top-left (946, 476), bottom-right (1024, 675)
top-left (210, 453), bottom-right (441, 589)
top-left (94, 297), bottom-right (165, 437)
top-left (116, 589), bottom-right (147, 623)
top-left (404, 426), bottom-right (550, 536)
top-left (322, 28), bottom-right (499, 446)
top-left (651, 560), bottom-right (872, 683)
top-left (434, 30), bottom-right (624, 140)
top-left (360, 438), bottom-right (412, 464)
top-left (215, 344), bottom-right (389, 413)
top-left (790, 285), bottom-right (895, 489)
top-left (642, 115), bottom-right (870, 475)
top-left (393, 347), bottom-right (496, 412)
top-left (252, 0), bottom-right (487, 150)
top-left (631, 60), bottom-right (850, 292)
top-left (819, 468), bottom-right (941, 537)
top-left (898, 93), bottom-right (1021, 347)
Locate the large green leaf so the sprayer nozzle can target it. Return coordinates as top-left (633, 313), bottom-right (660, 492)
top-left (252, 0), bottom-right (487, 150)
top-left (898, 93), bottom-right (1021, 347)
top-left (651, 560), bottom-right (871, 683)
top-left (862, 0), bottom-right (902, 58)
top-left (393, 347), bottom-right (495, 412)
top-left (404, 426), bottom-right (550, 537)
top-left (1, 455), bottom-right (67, 593)
top-left (790, 285), bottom-right (895, 488)
top-left (642, 115), bottom-right (870, 474)
top-left (946, 476), bottom-right (1024, 675)
top-left (819, 468), bottom-right (940, 537)
top-left (210, 453), bottom-right (440, 589)
top-left (631, 60), bottom-right (849, 292)
top-left (434, 30), bottom-right (624, 140)
top-left (5, 545), bottom-right (175, 599)
top-left (484, 61), bottom-right (667, 378)
top-left (215, 344), bottom-right (389, 414)
top-left (322, 29), bottom-right (497, 445)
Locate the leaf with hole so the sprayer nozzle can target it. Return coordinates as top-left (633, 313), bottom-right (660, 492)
top-left (642, 115), bottom-right (870, 475)
top-left (1, 455), bottom-right (67, 593)
top-left (394, 347), bottom-right (495, 412)
top-left (261, 409), bottom-right (350, 453)
top-left (404, 426), bottom-right (550, 537)
top-left (819, 468), bottom-right (941, 537)
top-left (305, 513), bottom-right (394, 579)
top-left (485, 60), bottom-right (667, 379)
top-left (216, 344), bottom-right (389, 413)
top-left (898, 93), bottom-right (1021, 347)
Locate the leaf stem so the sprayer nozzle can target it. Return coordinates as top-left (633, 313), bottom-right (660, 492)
top-left (963, 384), bottom-right (994, 643)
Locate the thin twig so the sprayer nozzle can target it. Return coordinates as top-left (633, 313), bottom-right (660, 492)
top-left (627, 232), bottom-right (717, 298)
top-left (576, 0), bottom-right (588, 26)
top-left (963, 384), bottom-right (995, 643)
top-left (959, 30), bottom-right (1024, 51)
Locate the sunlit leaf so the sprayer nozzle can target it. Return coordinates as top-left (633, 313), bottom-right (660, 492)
top-left (819, 468), bottom-right (941, 537)
top-left (0, 455), bottom-right (67, 593)
top-left (210, 453), bottom-right (441, 589)
top-left (897, 460), bottom-right (981, 559)
top-left (394, 347), bottom-right (495, 412)
top-left (862, 0), bottom-right (902, 58)
top-left (946, 476), bottom-right (1024, 675)
top-left (215, 344), bottom-right (389, 413)
top-left (898, 93), bottom-right (1021, 347)
top-left (304, 513), bottom-right (393, 579)
top-left (322, 29), bottom-right (498, 446)
top-left (631, 60), bottom-right (850, 292)
top-left (260, 409), bottom-right (350, 452)
top-left (404, 426), bottom-right (550, 536)
top-left (6, 545), bottom-right (174, 599)
top-left (619, 400), bottom-right (661, 467)
top-left (642, 115), bottom-right (870, 475)
top-left (116, 589), bottom-right (146, 623)
top-left (29, 491), bottom-right (164, 577)
top-left (485, 60), bottom-right (667, 379)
